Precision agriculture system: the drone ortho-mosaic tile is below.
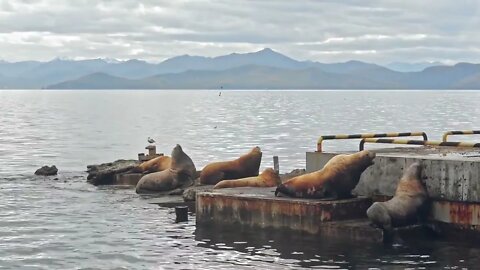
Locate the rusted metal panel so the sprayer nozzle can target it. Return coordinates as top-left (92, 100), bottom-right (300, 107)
top-left (431, 200), bottom-right (480, 225)
top-left (196, 188), bottom-right (372, 235)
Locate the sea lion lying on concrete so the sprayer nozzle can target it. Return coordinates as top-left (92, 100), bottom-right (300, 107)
top-left (367, 162), bottom-right (428, 231)
top-left (275, 150), bottom-right (375, 199)
top-left (130, 156), bottom-right (172, 173)
top-left (136, 144), bottom-right (196, 194)
top-left (199, 146), bottom-right (262, 185)
top-left (213, 168), bottom-right (281, 189)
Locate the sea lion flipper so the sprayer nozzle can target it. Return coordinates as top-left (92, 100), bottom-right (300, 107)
top-left (367, 202), bottom-right (391, 230)
top-left (275, 183), bottom-right (296, 197)
top-left (209, 171), bottom-right (225, 185)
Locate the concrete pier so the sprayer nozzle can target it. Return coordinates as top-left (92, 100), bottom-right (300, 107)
top-left (194, 146), bottom-right (480, 242)
top-left (306, 146), bottom-right (480, 232)
top-left (307, 147), bottom-right (480, 201)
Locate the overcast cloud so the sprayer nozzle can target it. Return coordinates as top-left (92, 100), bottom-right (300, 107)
top-left (1, 0), bottom-right (479, 63)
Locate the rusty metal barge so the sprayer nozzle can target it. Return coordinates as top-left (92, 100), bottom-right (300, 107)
top-left (196, 130), bottom-right (480, 242)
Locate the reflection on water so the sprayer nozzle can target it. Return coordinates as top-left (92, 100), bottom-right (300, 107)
top-left (195, 224), bottom-right (480, 269)
top-left (1, 90), bottom-right (480, 269)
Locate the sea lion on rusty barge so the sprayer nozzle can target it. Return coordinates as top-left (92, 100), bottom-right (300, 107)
top-left (366, 162), bottom-right (428, 231)
top-left (199, 146), bottom-right (262, 185)
top-left (275, 150), bottom-right (375, 199)
top-left (213, 168), bottom-right (280, 189)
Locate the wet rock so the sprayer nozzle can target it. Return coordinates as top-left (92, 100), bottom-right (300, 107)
top-left (86, 159), bottom-right (140, 185)
top-left (35, 165), bottom-right (58, 176)
top-left (280, 169), bottom-right (306, 182)
top-left (168, 188), bottom-right (185, 196)
top-left (183, 184), bottom-right (214, 202)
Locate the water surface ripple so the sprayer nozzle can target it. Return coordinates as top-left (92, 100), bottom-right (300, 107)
top-left (1, 90), bottom-right (480, 269)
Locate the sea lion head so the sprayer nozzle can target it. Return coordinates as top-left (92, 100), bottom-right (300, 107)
top-left (251, 146), bottom-right (262, 154)
top-left (237, 146), bottom-right (262, 172)
top-left (358, 150), bottom-right (376, 166)
top-left (170, 144), bottom-right (196, 177)
top-left (396, 162), bottom-right (427, 198)
top-left (172, 144), bottom-right (183, 155)
top-left (261, 168), bottom-right (281, 185)
top-left (404, 162), bottom-right (422, 180)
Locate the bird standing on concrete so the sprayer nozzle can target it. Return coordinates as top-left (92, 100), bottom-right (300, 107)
top-left (147, 137), bottom-right (155, 144)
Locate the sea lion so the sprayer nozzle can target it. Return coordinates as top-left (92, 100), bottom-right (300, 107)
top-left (213, 168), bottom-right (281, 189)
top-left (130, 156), bottom-right (172, 173)
top-left (135, 144), bottom-right (196, 194)
top-left (199, 146), bottom-right (262, 185)
top-left (367, 162), bottom-right (428, 231)
top-left (275, 150), bottom-right (375, 199)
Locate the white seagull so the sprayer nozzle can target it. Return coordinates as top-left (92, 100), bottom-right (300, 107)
top-left (147, 137), bottom-right (155, 144)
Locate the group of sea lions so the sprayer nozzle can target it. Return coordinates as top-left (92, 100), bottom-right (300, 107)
top-left (133, 144), bottom-right (429, 232)
top-left (135, 144), bottom-right (197, 194)
top-left (274, 150), bottom-right (428, 233)
top-left (134, 145), bottom-right (271, 194)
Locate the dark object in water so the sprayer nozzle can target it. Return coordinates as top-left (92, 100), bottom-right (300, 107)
top-left (175, 206), bottom-right (188, 222)
top-left (34, 165), bottom-right (58, 176)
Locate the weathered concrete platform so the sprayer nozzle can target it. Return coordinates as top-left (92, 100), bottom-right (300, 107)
top-left (307, 146), bottom-right (480, 234)
top-left (196, 187), bottom-right (380, 239)
top-left (307, 146), bottom-right (480, 201)
top-left (147, 195), bottom-right (196, 212)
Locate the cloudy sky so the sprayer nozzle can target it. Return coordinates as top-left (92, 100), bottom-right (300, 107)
top-left (1, 0), bottom-right (479, 64)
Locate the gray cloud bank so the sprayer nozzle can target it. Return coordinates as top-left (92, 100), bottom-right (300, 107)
top-left (1, 0), bottom-right (479, 63)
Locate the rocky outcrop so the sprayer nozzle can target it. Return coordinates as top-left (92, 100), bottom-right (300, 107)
top-left (183, 185), bottom-right (214, 202)
top-left (280, 169), bottom-right (306, 182)
top-left (35, 165), bottom-right (58, 176)
top-left (87, 159), bottom-right (139, 185)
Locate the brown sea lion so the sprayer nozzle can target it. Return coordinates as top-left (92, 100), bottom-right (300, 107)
top-left (130, 156), bottom-right (172, 173)
top-left (275, 150), bottom-right (375, 199)
top-left (213, 168), bottom-right (281, 189)
top-left (135, 144), bottom-right (196, 194)
top-left (199, 146), bottom-right (262, 185)
top-left (367, 162), bottom-right (428, 231)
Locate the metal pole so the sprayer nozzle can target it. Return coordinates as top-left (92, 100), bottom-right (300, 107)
top-left (273, 156), bottom-right (279, 174)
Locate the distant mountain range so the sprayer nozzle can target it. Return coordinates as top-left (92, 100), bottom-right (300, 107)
top-left (1, 48), bottom-right (479, 89)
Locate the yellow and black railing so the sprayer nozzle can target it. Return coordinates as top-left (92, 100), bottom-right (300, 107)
top-left (317, 132), bottom-right (428, 152)
top-left (442, 130), bottom-right (480, 142)
top-left (359, 138), bottom-right (480, 151)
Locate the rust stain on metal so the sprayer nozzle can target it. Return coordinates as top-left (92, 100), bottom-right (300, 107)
top-left (432, 200), bottom-right (480, 225)
top-left (449, 203), bottom-right (473, 224)
top-left (196, 192), bottom-right (372, 234)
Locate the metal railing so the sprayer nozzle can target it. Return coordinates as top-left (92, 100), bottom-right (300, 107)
top-left (359, 138), bottom-right (480, 151)
top-left (317, 132), bottom-right (428, 152)
top-left (442, 130), bottom-right (480, 142)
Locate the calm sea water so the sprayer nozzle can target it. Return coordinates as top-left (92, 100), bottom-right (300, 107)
top-left (1, 90), bottom-right (480, 269)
